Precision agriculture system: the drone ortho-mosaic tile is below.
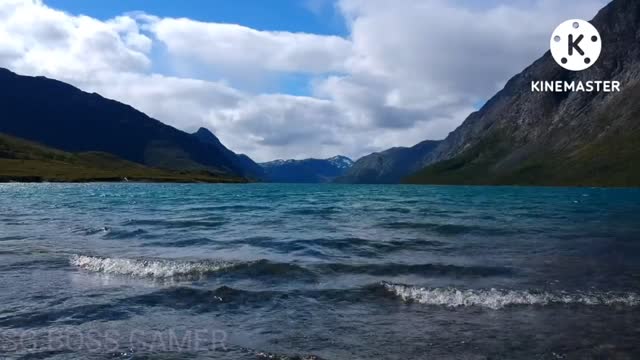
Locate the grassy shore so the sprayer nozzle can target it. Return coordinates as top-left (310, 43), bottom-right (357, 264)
top-left (0, 133), bottom-right (246, 183)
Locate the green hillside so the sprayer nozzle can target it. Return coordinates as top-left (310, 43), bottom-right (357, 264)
top-left (405, 126), bottom-right (640, 187)
top-left (0, 133), bottom-right (246, 183)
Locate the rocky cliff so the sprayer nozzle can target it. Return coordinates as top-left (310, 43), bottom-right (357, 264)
top-left (407, 0), bottom-right (640, 186)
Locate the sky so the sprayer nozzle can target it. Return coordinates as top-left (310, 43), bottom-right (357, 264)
top-left (0, 0), bottom-right (609, 162)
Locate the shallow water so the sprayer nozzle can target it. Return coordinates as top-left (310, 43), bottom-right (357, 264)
top-left (1, 183), bottom-right (639, 359)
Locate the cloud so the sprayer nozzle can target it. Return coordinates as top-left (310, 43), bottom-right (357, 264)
top-left (147, 16), bottom-right (352, 74)
top-left (0, 0), bottom-right (609, 162)
top-left (318, 0), bottom-right (609, 131)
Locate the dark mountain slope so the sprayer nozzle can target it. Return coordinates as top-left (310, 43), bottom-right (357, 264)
top-left (407, 0), bottom-right (640, 187)
top-left (261, 156), bottom-right (353, 183)
top-left (336, 140), bottom-right (440, 184)
top-left (0, 68), bottom-right (259, 178)
top-left (192, 127), bottom-right (265, 180)
top-left (0, 133), bottom-right (244, 183)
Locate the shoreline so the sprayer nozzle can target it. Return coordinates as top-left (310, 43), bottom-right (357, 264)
top-left (0, 176), bottom-right (248, 184)
top-left (2, 178), bottom-right (639, 188)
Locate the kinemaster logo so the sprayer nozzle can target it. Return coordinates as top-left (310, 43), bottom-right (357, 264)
top-left (551, 19), bottom-right (601, 71)
top-left (531, 19), bottom-right (620, 93)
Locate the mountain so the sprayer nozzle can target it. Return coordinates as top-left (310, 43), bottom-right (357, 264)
top-left (261, 156), bottom-right (354, 183)
top-left (191, 127), bottom-right (265, 180)
top-left (335, 140), bottom-right (441, 184)
top-left (339, 0), bottom-right (640, 187)
top-left (0, 133), bottom-right (244, 183)
top-left (0, 68), bottom-right (262, 179)
top-left (404, 0), bottom-right (640, 187)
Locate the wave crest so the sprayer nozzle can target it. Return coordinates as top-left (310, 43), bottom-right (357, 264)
top-left (70, 255), bottom-right (235, 278)
top-left (383, 283), bottom-right (640, 309)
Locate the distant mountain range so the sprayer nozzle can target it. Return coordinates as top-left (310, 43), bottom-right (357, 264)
top-left (336, 140), bottom-right (440, 184)
top-left (341, 0), bottom-right (640, 187)
top-left (261, 156), bottom-right (353, 183)
top-left (0, 68), bottom-right (263, 181)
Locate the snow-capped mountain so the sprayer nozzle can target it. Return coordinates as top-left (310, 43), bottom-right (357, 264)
top-left (260, 156), bottom-right (354, 183)
top-left (327, 156), bottom-right (355, 169)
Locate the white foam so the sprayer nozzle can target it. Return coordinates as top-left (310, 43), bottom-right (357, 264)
top-left (70, 255), bottom-right (236, 278)
top-left (383, 283), bottom-right (640, 310)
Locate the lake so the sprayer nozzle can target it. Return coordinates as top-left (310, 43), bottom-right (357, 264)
top-left (1, 183), bottom-right (639, 359)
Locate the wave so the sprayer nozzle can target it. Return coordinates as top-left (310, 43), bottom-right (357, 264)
top-left (222, 236), bottom-right (446, 256)
top-left (70, 254), bottom-right (513, 282)
top-left (72, 226), bottom-right (110, 236)
top-left (103, 228), bottom-right (147, 240)
top-left (122, 285), bottom-right (379, 313)
top-left (315, 263), bottom-right (512, 277)
top-left (126, 284), bottom-right (384, 310)
top-left (141, 237), bottom-right (214, 248)
top-left (69, 255), bottom-right (236, 278)
top-left (69, 255), bottom-right (319, 282)
top-left (0, 257), bottom-right (70, 271)
top-left (382, 283), bottom-right (640, 309)
top-left (123, 218), bottom-right (227, 229)
top-left (230, 259), bottom-right (317, 279)
top-left (0, 235), bottom-right (27, 241)
top-left (381, 221), bottom-right (514, 236)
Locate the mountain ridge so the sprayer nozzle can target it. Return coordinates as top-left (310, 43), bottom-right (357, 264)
top-left (191, 127), bottom-right (265, 180)
top-left (336, 140), bottom-right (441, 184)
top-left (405, 0), bottom-right (640, 186)
top-left (338, 0), bottom-right (639, 187)
top-left (0, 68), bottom-right (262, 180)
top-left (0, 132), bottom-right (244, 183)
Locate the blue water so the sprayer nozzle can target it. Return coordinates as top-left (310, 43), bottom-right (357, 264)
top-left (1, 183), bottom-right (640, 359)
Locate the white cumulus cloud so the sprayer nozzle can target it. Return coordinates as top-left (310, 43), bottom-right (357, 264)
top-left (148, 17), bottom-right (352, 74)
